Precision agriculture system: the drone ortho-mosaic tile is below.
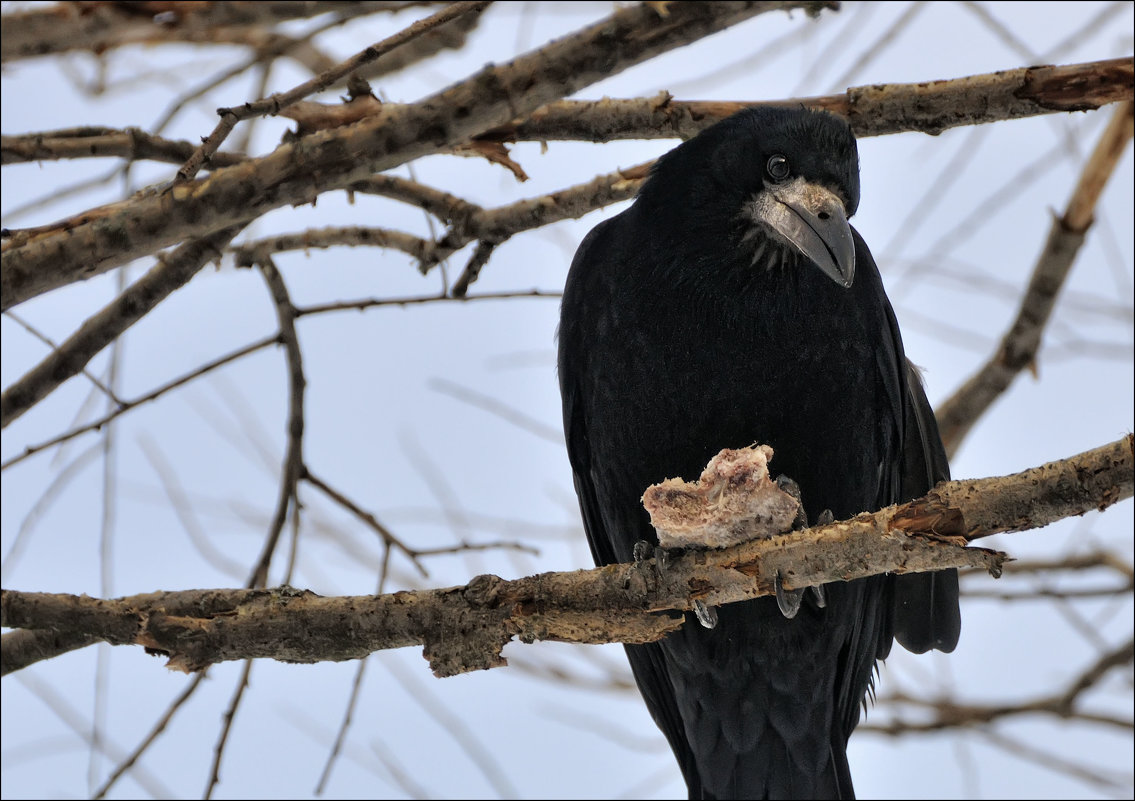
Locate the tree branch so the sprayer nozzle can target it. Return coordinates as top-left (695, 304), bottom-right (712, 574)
top-left (475, 57), bottom-right (1135, 143)
top-left (0, 225), bottom-right (244, 429)
top-left (3, 435), bottom-right (1129, 677)
top-left (0, 127), bottom-right (248, 167)
top-left (6, 57), bottom-right (1125, 308)
top-left (936, 100), bottom-right (1135, 456)
top-left (1, 0), bottom-right (818, 311)
top-left (865, 636), bottom-right (1134, 734)
top-left (176, 0), bottom-right (492, 182)
top-left (0, 2), bottom-right (424, 63)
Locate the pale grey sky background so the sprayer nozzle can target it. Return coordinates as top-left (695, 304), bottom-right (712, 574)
top-left (2, 2), bottom-right (1133, 799)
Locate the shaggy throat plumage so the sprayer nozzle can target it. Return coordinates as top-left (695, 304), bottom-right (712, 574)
top-left (740, 177), bottom-right (855, 288)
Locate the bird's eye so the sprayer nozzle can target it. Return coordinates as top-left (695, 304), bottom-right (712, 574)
top-left (766, 155), bottom-right (790, 182)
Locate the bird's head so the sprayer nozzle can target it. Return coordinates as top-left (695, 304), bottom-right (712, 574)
top-left (638, 106), bottom-right (860, 288)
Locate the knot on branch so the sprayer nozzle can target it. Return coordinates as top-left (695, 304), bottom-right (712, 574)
top-left (463, 573), bottom-right (503, 607)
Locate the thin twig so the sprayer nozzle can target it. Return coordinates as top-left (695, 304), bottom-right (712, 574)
top-left (428, 377), bottom-right (564, 445)
top-left (302, 467), bottom-right (428, 577)
top-left (936, 100), bottom-right (1135, 456)
top-left (138, 436), bottom-right (248, 581)
top-left (1, 1), bottom-right (827, 309)
top-left (1, 334), bottom-right (278, 471)
top-left (247, 259), bottom-right (305, 589)
top-left (1, 225), bottom-right (244, 429)
top-left (294, 289), bottom-right (560, 317)
top-left (3, 311), bottom-right (121, 402)
top-left (92, 674), bottom-right (207, 800)
top-left (977, 727), bottom-right (1133, 794)
top-left (382, 654), bottom-right (520, 798)
top-left (232, 227), bottom-right (432, 265)
top-left (203, 660), bottom-right (253, 800)
top-left (2, 442), bottom-right (101, 581)
top-left (177, 1), bottom-right (492, 181)
top-left (13, 673), bottom-right (174, 798)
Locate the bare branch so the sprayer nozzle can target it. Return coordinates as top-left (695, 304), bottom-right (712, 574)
top-left (177, 1), bottom-right (492, 182)
top-left (0, 628), bottom-right (97, 676)
top-left (0, 225), bottom-right (244, 429)
top-left (9, 58), bottom-right (1128, 171)
top-left (4, 59), bottom-right (1126, 314)
top-left (3, 435), bottom-right (1130, 677)
top-left (416, 161), bottom-right (651, 276)
top-left (246, 259), bottom-right (305, 589)
top-left (232, 226), bottom-right (432, 265)
top-left (866, 636), bottom-right (1134, 734)
top-left (477, 57), bottom-right (1135, 143)
top-left (1, 127), bottom-right (247, 168)
top-left (204, 660), bottom-right (252, 800)
top-left (936, 100), bottom-right (1135, 456)
top-left (293, 289), bottom-right (560, 316)
top-left (0, 334), bottom-right (278, 471)
top-left (0, 2), bottom-right (427, 64)
top-left (92, 674), bottom-right (207, 800)
top-left (1, 1), bottom-right (815, 311)
top-left (2, 310), bottom-right (120, 402)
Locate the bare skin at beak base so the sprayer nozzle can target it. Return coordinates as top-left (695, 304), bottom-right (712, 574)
top-left (749, 178), bottom-right (856, 288)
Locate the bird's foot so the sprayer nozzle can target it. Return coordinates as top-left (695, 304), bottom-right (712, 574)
top-left (632, 540), bottom-right (670, 579)
top-left (775, 474), bottom-right (808, 530)
top-left (775, 570), bottom-right (804, 619)
top-left (806, 511), bottom-right (834, 607)
top-left (632, 540), bottom-right (652, 563)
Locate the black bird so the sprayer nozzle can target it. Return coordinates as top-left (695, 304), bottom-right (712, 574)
top-left (557, 107), bottom-right (960, 800)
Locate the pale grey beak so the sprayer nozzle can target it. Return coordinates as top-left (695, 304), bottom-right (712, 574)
top-left (754, 180), bottom-right (856, 288)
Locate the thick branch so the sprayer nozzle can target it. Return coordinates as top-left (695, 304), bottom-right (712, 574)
top-left (7, 58), bottom-right (1128, 172)
top-left (0, 2), bottom-right (417, 63)
top-left (476, 57), bottom-right (1134, 143)
top-left (893, 435), bottom-right (1133, 540)
top-left (0, 628), bottom-right (97, 676)
top-left (1, 1), bottom-right (816, 311)
top-left (7, 57), bottom-right (1123, 306)
top-left (3, 435), bottom-right (1130, 677)
top-left (175, 1), bottom-right (492, 183)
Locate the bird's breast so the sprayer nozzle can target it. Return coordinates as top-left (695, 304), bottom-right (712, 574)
top-left (586, 277), bottom-right (886, 531)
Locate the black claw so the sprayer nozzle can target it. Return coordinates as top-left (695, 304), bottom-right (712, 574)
top-left (775, 570), bottom-right (804, 619)
top-left (809, 584), bottom-right (827, 608)
top-left (775, 474), bottom-right (802, 499)
top-left (775, 474), bottom-right (808, 529)
top-left (632, 540), bottom-right (652, 563)
top-left (693, 600), bottom-right (718, 629)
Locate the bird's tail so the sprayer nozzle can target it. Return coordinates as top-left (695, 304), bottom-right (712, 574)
top-left (687, 738), bottom-right (855, 800)
top-left (823, 742), bottom-right (856, 800)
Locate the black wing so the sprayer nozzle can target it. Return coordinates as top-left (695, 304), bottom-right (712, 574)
top-left (559, 217), bottom-right (708, 791)
top-left (869, 234), bottom-right (961, 655)
top-left (892, 361), bottom-right (961, 653)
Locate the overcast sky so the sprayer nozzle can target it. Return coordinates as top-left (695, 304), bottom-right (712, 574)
top-left (2, 2), bottom-right (1133, 799)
